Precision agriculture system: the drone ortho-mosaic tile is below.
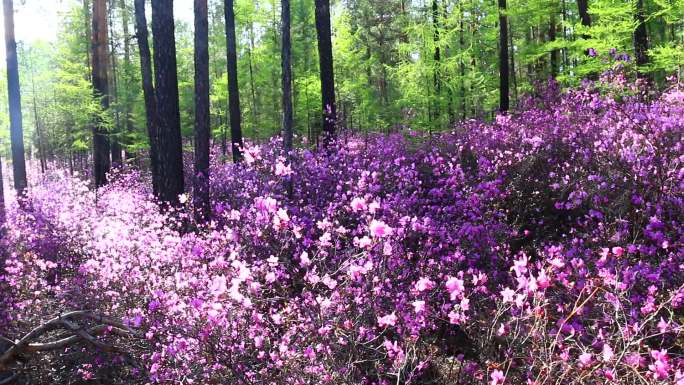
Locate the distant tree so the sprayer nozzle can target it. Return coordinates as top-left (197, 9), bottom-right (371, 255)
top-left (314, 0), bottom-right (336, 143)
top-left (133, 0), bottom-right (160, 196)
top-left (282, 0), bottom-right (293, 156)
top-left (224, 0), bottom-right (243, 163)
top-left (498, 0), bottom-right (510, 112)
top-left (91, 0), bottom-right (111, 187)
top-left (151, 0), bottom-right (184, 204)
top-left (3, 0), bottom-right (27, 195)
top-left (194, 0), bottom-right (211, 221)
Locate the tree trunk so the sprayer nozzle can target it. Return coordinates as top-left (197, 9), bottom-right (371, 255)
top-left (120, 0), bottom-right (135, 160)
top-left (282, 0), bottom-right (293, 156)
top-left (224, 0), bottom-right (243, 163)
top-left (432, 0), bottom-right (441, 122)
top-left (314, 0), bottom-right (336, 143)
top-left (498, 0), bottom-right (510, 112)
top-left (91, 0), bottom-right (111, 187)
top-left (194, 0), bottom-right (211, 221)
top-left (134, 0), bottom-right (160, 195)
top-left (549, 7), bottom-right (558, 77)
top-left (577, 0), bottom-right (591, 29)
top-left (0, 155), bottom-right (5, 226)
top-left (108, 0), bottom-right (123, 166)
top-left (151, 0), bottom-right (184, 205)
top-left (634, 0), bottom-right (649, 74)
top-left (3, 0), bottom-right (27, 195)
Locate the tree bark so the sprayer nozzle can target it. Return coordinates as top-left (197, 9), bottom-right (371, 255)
top-left (634, 0), bottom-right (649, 74)
top-left (0, 155), bottom-right (5, 226)
top-left (314, 0), bottom-right (336, 143)
top-left (194, 0), bottom-right (211, 221)
top-left (432, 0), bottom-right (441, 121)
top-left (577, 0), bottom-right (591, 29)
top-left (224, 0), bottom-right (243, 163)
top-left (151, 0), bottom-right (184, 205)
top-left (108, 0), bottom-right (123, 166)
top-left (498, 0), bottom-right (510, 112)
top-left (120, 0), bottom-right (135, 160)
top-left (133, 0), bottom-right (160, 195)
top-left (91, 0), bottom-right (111, 188)
top-left (549, 7), bottom-right (558, 77)
top-left (3, 0), bottom-right (27, 195)
top-left (282, 0), bottom-right (293, 156)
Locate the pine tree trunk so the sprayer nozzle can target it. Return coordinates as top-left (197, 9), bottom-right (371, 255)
top-left (577, 0), bottom-right (591, 29)
top-left (194, 0), bottom-right (211, 221)
top-left (91, 0), bottom-right (111, 187)
top-left (634, 0), bottom-right (649, 74)
top-left (282, 0), bottom-right (293, 156)
top-left (108, 0), bottom-right (123, 166)
top-left (314, 0), bottom-right (336, 143)
top-left (134, 0), bottom-right (160, 195)
top-left (121, 0), bottom-right (135, 160)
top-left (549, 7), bottom-right (558, 77)
top-left (0, 154), bottom-right (5, 226)
top-left (151, 0), bottom-right (184, 204)
top-left (432, 0), bottom-right (441, 122)
top-left (3, 0), bottom-right (27, 195)
top-left (224, 0), bottom-right (243, 163)
top-left (498, 0), bottom-right (510, 112)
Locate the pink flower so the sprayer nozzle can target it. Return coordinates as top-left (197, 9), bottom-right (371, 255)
top-left (412, 300), bottom-right (426, 313)
top-left (378, 313), bottom-right (398, 328)
top-left (611, 246), bottom-right (624, 257)
top-left (602, 343), bottom-right (614, 362)
top-left (501, 287), bottom-right (515, 303)
top-left (415, 277), bottom-right (436, 292)
top-left (579, 352), bottom-right (593, 367)
top-left (350, 197), bottom-right (367, 212)
top-left (274, 161), bottom-right (292, 176)
top-left (445, 276), bottom-right (465, 300)
top-left (369, 220), bottom-right (393, 238)
top-left (354, 236), bottom-right (373, 249)
top-left (490, 369), bottom-right (505, 385)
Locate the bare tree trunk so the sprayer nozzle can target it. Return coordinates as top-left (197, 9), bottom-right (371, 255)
top-left (3, 0), bottom-right (28, 195)
top-left (498, 0), bottom-right (510, 112)
top-left (634, 0), bottom-right (649, 77)
top-left (194, 0), bottom-right (211, 221)
top-left (224, 0), bottom-right (243, 162)
top-left (108, 0), bottom-right (123, 166)
top-left (91, 0), bottom-right (111, 187)
top-left (314, 0), bottom-right (336, 143)
top-left (282, 0), bottom-right (294, 194)
top-left (151, 0), bottom-right (185, 204)
top-left (549, 6), bottom-right (558, 77)
top-left (134, 0), bottom-right (160, 195)
top-left (120, 0), bottom-right (135, 160)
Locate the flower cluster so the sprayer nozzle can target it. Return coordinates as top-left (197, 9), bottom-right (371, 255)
top-left (1, 79), bottom-right (683, 384)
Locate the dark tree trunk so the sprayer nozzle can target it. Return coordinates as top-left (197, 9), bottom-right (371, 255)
top-left (133, 0), bottom-right (160, 195)
top-left (634, 0), bottom-right (649, 74)
top-left (459, 1), bottom-right (466, 120)
top-left (3, 0), bottom-right (27, 195)
top-left (108, 0), bottom-right (123, 166)
top-left (91, 0), bottom-right (111, 188)
top-left (120, 0), bottom-right (135, 160)
top-left (549, 8), bottom-right (558, 77)
top-left (314, 0), bottom-right (336, 143)
top-left (194, 0), bottom-right (211, 221)
top-left (151, 0), bottom-right (184, 204)
top-left (282, 0), bottom-right (293, 155)
top-left (577, 0), bottom-right (591, 29)
top-left (224, 0), bottom-right (243, 163)
top-left (432, 0), bottom-right (441, 120)
top-left (282, 0), bottom-right (294, 195)
top-left (0, 155), bottom-right (5, 226)
top-left (498, 0), bottom-right (510, 112)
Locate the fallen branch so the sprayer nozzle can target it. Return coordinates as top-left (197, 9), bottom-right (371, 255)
top-left (0, 311), bottom-right (141, 371)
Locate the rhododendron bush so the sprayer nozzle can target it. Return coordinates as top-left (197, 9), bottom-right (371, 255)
top-left (1, 81), bottom-right (683, 384)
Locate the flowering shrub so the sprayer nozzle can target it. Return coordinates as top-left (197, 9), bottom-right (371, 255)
top-left (1, 80), bottom-right (683, 384)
